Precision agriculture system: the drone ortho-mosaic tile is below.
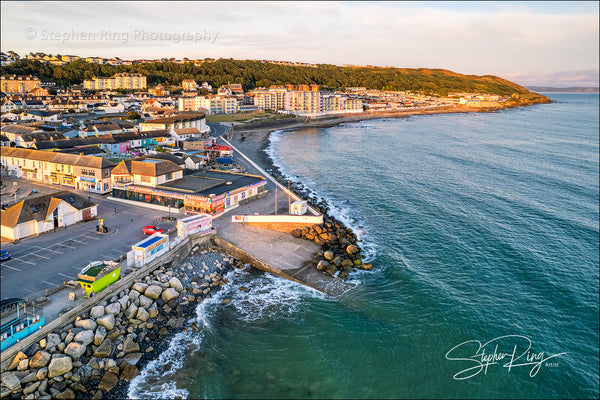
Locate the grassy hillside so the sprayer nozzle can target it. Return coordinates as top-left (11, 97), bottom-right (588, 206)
top-left (1, 57), bottom-right (535, 96)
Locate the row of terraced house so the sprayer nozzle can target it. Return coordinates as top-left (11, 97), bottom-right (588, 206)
top-left (1, 147), bottom-right (267, 218)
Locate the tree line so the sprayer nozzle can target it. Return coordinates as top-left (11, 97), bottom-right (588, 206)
top-left (1, 58), bottom-right (530, 96)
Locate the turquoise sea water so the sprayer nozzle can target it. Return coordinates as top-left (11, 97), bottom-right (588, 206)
top-left (129, 93), bottom-right (599, 399)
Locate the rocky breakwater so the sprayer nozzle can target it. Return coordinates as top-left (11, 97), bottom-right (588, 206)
top-left (0, 245), bottom-right (238, 400)
top-left (291, 217), bottom-right (372, 279)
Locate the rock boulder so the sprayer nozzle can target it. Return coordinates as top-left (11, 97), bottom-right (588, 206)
top-left (119, 363), bottom-right (139, 381)
top-left (94, 325), bottom-right (107, 346)
top-left (104, 302), bottom-right (121, 315)
top-left (136, 307), bottom-right (150, 322)
top-left (144, 285), bottom-right (162, 300)
top-left (138, 295), bottom-right (153, 309)
top-left (64, 342), bottom-right (86, 360)
top-left (7, 351), bottom-right (27, 370)
top-left (48, 357), bottom-right (73, 378)
top-left (131, 282), bottom-right (148, 293)
top-left (28, 351), bottom-right (51, 369)
top-left (97, 372), bottom-right (119, 392)
top-left (161, 288), bottom-right (179, 303)
top-left (93, 338), bottom-right (112, 358)
top-left (96, 314), bottom-right (115, 331)
top-left (0, 372), bottom-right (21, 392)
top-left (89, 305), bottom-right (105, 319)
top-left (74, 330), bottom-right (94, 346)
top-left (169, 277), bottom-right (183, 292)
top-left (74, 319), bottom-right (97, 331)
top-left (122, 336), bottom-right (140, 354)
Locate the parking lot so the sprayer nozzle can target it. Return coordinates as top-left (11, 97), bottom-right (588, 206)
top-left (1, 177), bottom-right (177, 300)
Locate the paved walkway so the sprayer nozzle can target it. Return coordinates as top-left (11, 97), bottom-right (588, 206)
top-left (213, 139), bottom-right (356, 296)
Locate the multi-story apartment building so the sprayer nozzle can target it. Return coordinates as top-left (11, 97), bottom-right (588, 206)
top-left (285, 89), bottom-right (323, 115)
top-left (250, 86), bottom-right (287, 111)
top-left (1, 147), bottom-right (116, 193)
top-left (181, 79), bottom-right (197, 91)
top-left (1, 75), bottom-right (41, 94)
top-left (322, 94), bottom-right (363, 114)
top-left (61, 55), bottom-right (80, 63)
top-left (140, 112), bottom-right (209, 133)
top-left (85, 57), bottom-right (105, 64)
top-left (178, 96), bottom-right (238, 115)
top-left (83, 73), bottom-right (147, 90)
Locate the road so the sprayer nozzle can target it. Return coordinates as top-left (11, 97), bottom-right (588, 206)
top-left (1, 122), bottom-right (287, 300)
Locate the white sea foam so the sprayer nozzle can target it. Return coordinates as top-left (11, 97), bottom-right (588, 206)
top-left (127, 327), bottom-right (196, 399)
top-left (128, 263), bottom-right (325, 399)
top-left (266, 129), bottom-right (378, 264)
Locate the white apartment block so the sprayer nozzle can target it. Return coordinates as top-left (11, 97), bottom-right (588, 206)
top-left (178, 95), bottom-right (238, 114)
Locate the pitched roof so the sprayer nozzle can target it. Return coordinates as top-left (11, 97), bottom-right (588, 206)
top-left (0, 191), bottom-right (97, 228)
top-left (173, 127), bottom-right (202, 135)
top-left (111, 160), bottom-right (132, 175)
top-left (112, 158), bottom-right (182, 177)
top-left (93, 123), bottom-right (122, 132)
top-left (21, 131), bottom-right (65, 142)
top-left (144, 153), bottom-right (184, 165)
top-left (0, 125), bottom-right (39, 135)
top-left (139, 129), bottom-right (170, 138)
top-left (143, 112), bottom-right (205, 124)
top-left (1, 147), bottom-right (116, 169)
top-left (59, 147), bottom-right (105, 156)
top-left (23, 110), bottom-right (62, 117)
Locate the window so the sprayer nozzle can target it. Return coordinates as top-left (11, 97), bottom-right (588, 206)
top-left (165, 173), bottom-right (173, 181)
top-left (140, 175), bottom-right (151, 183)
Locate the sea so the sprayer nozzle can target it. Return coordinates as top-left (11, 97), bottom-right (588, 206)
top-left (129, 93), bottom-right (599, 399)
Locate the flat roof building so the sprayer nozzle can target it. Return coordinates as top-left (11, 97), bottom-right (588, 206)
top-left (111, 160), bottom-right (267, 216)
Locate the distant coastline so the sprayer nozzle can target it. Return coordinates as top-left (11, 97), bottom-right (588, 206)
top-left (226, 95), bottom-right (552, 204)
top-left (526, 86), bottom-right (599, 93)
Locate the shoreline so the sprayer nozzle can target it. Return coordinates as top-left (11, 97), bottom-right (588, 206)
top-left (226, 100), bottom-right (552, 184)
top-left (224, 99), bottom-right (553, 277)
top-left (1, 241), bottom-right (245, 400)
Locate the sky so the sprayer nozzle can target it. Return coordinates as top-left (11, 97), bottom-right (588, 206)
top-left (1, 1), bottom-right (598, 87)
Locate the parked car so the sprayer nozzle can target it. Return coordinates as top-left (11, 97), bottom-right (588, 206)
top-left (0, 249), bottom-right (10, 261)
top-left (143, 226), bottom-right (163, 235)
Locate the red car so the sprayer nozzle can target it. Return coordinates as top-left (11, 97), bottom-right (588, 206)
top-left (143, 225), bottom-right (164, 235)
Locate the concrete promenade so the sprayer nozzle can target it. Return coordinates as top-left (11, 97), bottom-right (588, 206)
top-left (214, 137), bottom-right (356, 296)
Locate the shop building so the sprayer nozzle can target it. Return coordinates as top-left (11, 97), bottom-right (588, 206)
top-left (1, 147), bottom-right (115, 193)
top-left (110, 159), bottom-right (267, 216)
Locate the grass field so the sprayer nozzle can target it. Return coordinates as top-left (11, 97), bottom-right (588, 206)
top-left (206, 111), bottom-right (296, 123)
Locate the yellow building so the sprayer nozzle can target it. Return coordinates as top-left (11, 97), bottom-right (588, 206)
top-left (181, 79), bottom-right (197, 91)
top-left (0, 147), bottom-right (115, 193)
top-left (285, 90), bottom-right (322, 115)
top-left (61, 55), bottom-right (80, 62)
top-left (178, 96), bottom-right (238, 114)
top-left (251, 87), bottom-right (287, 110)
top-left (1, 75), bottom-right (41, 94)
top-left (83, 73), bottom-right (147, 90)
